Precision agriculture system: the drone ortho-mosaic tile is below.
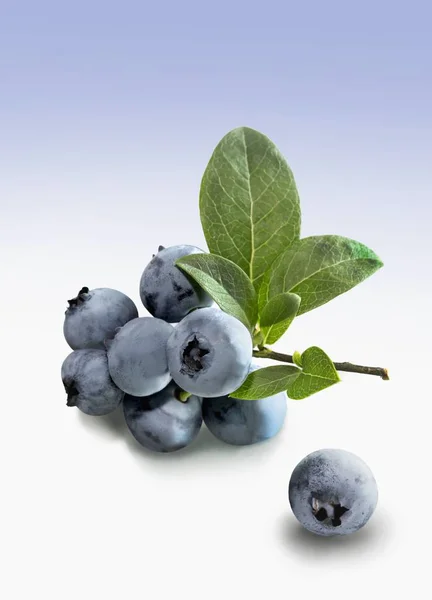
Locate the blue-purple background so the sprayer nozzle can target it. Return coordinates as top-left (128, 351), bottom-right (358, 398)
top-left (2, 0), bottom-right (429, 350)
top-left (1, 1), bottom-right (430, 253)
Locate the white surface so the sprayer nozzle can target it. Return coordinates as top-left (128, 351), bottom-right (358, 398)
top-left (1, 146), bottom-right (430, 600)
top-left (2, 249), bottom-right (429, 600)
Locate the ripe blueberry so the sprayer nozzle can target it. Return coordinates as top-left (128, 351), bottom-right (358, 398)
top-left (61, 349), bottom-right (124, 416)
top-left (123, 381), bottom-right (203, 453)
top-left (289, 448), bottom-right (378, 536)
top-left (107, 317), bottom-right (173, 397)
top-left (166, 307), bottom-right (252, 397)
top-left (63, 286), bottom-right (138, 350)
top-left (139, 245), bottom-right (213, 322)
top-left (202, 364), bottom-right (287, 445)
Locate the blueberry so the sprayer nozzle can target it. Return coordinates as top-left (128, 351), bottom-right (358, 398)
top-left (107, 317), bottom-right (173, 396)
top-left (166, 307), bottom-right (252, 397)
top-left (139, 245), bottom-right (213, 322)
top-left (123, 381), bottom-right (203, 453)
top-left (289, 449), bottom-right (378, 536)
top-left (61, 349), bottom-right (124, 416)
top-left (202, 364), bottom-right (287, 446)
top-left (63, 287), bottom-right (138, 350)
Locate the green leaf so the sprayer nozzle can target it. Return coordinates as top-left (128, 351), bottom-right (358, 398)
top-left (230, 365), bottom-right (300, 400)
top-left (287, 346), bottom-right (340, 400)
top-left (259, 235), bottom-right (383, 315)
top-left (176, 253), bottom-right (258, 331)
top-left (259, 292), bottom-right (301, 344)
top-left (253, 328), bottom-right (264, 348)
top-left (199, 126), bottom-right (301, 291)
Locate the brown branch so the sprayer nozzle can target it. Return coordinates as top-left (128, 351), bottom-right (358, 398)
top-left (252, 348), bottom-right (389, 380)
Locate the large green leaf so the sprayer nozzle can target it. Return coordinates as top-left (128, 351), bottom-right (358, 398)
top-left (199, 127), bottom-right (301, 291)
top-left (230, 365), bottom-right (300, 400)
top-left (287, 346), bottom-right (340, 400)
top-left (176, 253), bottom-right (257, 331)
top-left (259, 235), bottom-right (383, 315)
top-left (259, 293), bottom-right (301, 345)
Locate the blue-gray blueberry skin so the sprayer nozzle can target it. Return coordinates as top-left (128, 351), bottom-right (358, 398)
top-left (61, 349), bottom-right (124, 416)
top-left (202, 364), bottom-right (287, 446)
top-left (63, 287), bottom-right (138, 350)
top-left (166, 307), bottom-right (253, 398)
top-left (289, 449), bottom-right (379, 537)
top-left (139, 245), bottom-right (214, 323)
top-left (107, 317), bottom-right (174, 397)
top-left (123, 381), bottom-right (203, 453)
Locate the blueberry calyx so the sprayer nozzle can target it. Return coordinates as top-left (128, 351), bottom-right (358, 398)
top-left (182, 336), bottom-right (209, 373)
top-left (312, 497), bottom-right (350, 527)
top-left (64, 381), bottom-right (79, 407)
top-left (67, 287), bottom-right (90, 308)
top-left (152, 245), bottom-right (166, 258)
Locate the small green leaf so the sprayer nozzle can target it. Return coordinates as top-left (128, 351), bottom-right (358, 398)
top-left (287, 346), bottom-right (340, 400)
top-left (253, 328), bottom-right (264, 348)
top-left (259, 235), bottom-right (383, 315)
top-left (176, 253), bottom-right (257, 331)
top-left (292, 350), bottom-right (303, 367)
top-left (259, 293), bottom-right (301, 344)
top-left (230, 365), bottom-right (300, 400)
top-left (199, 126), bottom-right (301, 291)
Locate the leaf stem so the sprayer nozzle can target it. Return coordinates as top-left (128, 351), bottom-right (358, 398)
top-left (252, 348), bottom-right (389, 380)
top-left (176, 390), bottom-right (193, 402)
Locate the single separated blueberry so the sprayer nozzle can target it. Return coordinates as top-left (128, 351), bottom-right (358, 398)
top-left (63, 286), bottom-right (138, 350)
top-left (61, 349), bottom-right (124, 416)
top-left (202, 364), bottom-right (287, 446)
top-left (107, 317), bottom-right (173, 397)
top-left (166, 307), bottom-right (253, 398)
top-left (139, 245), bottom-right (213, 322)
top-left (289, 449), bottom-right (378, 537)
top-left (123, 381), bottom-right (203, 453)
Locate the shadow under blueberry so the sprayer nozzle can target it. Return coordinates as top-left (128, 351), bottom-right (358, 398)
top-left (277, 510), bottom-right (392, 560)
top-left (122, 419), bottom-right (288, 472)
top-left (75, 400), bottom-right (242, 459)
top-left (123, 421), bottom-right (246, 464)
top-left (77, 404), bottom-right (127, 439)
top-left (75, 399), bottom-right (289, 468)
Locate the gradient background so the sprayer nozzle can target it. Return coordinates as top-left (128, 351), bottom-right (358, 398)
top-left (1, 2), bottom-right (430, 598)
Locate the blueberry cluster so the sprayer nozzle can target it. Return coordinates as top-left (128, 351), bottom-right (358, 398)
top-left (61, 245), bottom-right (288, 453)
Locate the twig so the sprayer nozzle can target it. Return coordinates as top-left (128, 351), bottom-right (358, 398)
top-left (252, 348), bottom-right (389, 380)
